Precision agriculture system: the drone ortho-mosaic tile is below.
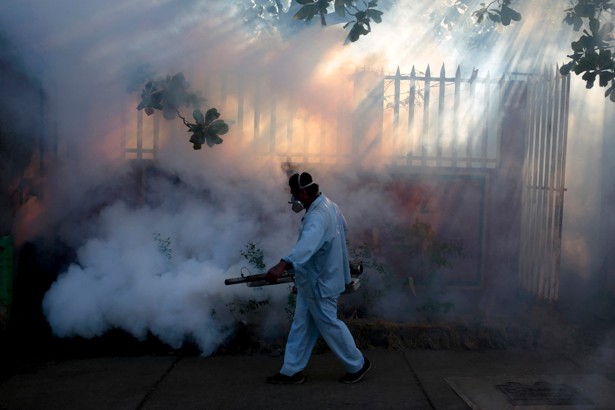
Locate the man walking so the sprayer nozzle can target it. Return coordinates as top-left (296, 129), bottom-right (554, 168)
top-left (266, 172), bottom-right (371, 384)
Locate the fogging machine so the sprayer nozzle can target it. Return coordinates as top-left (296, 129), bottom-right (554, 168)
top-left (224, 260), bottom-right (363, 294)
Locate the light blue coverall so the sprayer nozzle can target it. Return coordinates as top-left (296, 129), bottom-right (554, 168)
top-left (280, 194), bottom-right (364, 376)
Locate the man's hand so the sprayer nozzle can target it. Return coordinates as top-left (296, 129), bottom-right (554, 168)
top-left (267, 260), bottom-right (290, 283)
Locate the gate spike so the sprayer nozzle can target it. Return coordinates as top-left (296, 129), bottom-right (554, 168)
top-left (470, 68), bottom-right (478, 82)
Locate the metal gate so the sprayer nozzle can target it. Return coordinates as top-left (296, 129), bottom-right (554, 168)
top-left (383, 64), bottom-right (502, 169)
top-left (518, 68), bottom-right (570, 301)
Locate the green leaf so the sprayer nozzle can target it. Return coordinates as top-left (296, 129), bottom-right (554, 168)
top-left (354, 10), bottom-right (367, 22)
top-left (589, 17), bottom-right (600, 34)
top-left (205, 134), bottom-right (224, 147)
top-left (334, 0), bottom-right (345, 16)
top-left (488, 11), bottom-right (501, 23)
top-left (193, 109), bottom-right (205, 124)
top-left (571, 35), bottom-right (592, 52)
top-left (574, 3), bottom-right (596, 18)
top-left (573, 15), bottom-right (583, 31)
top-left (189, 131), bottom-right (205, 149)
top-left (598, 49), bottom-right (613, 67)
top-left (599, 71), bottom-right (615, 87)
top-left (575, 53), bottom-right (599, 74)
top-left (205, 108), bottom-right (221, 124)
top-left (607, 79), bottom-right (615, 100)
top-left (560, 61), bottom-right (576, 75)
top-left (316, 0), bottom-right (330, 13)
top-left (473, 8), bottom-right (487, 23)
top-left (500, 5), bottom-right (521, 26)
top-left (599, 22), bottom-right (614, 40)
top-left (293, 4), bottom-right (319, 21)
top-left (366, 8), bottom-right (383, 24)
top-left (345, 22), bottom-right (370, 44)
top-left (208, 119), bottom-right (229, 135)
top-left (582, 70), bottom-right (597, 88)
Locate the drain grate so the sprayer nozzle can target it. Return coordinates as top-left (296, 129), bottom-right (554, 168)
top-left (495, 381), bottom-right (594, 406)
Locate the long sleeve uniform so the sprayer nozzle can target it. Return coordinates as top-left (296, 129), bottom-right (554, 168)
top-left (283, 194), bottom-right (351, 299)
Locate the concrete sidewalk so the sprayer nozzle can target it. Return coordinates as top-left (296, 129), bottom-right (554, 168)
top-left (1, 345), bottom-right (615, 410)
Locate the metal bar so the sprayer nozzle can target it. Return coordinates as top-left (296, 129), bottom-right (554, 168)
top-left (422, 65), bottom-right (431, 166)
top-left (452, 66), bottom-right (461, 168)
top-left (391, 69), bottom-right (401, 164)
top-left (153, 113), bottom-right (159, 159)
top-left (254, 83), bottom-right (260, 140)
top-left (467, 72), bottom-right (476, 167)
top-left (481, 72), bottom-right (490, 168)
top-left (526, 76), bottom-right (542, 295)
top-left (287, 102), bottom-right (294, 152)
top-left (520, 77), bottom-right (538, 290)
top-left (270, 94), bottom-right (277, 154)
top-left (121, 106), bottom-right (127, 157)
top-left (125, 148), bottom-right (155, 153)
top-left (408, 66), bottom-right (416, 166)
top-left (303, 111), bottom-right (309, 163)
top-left (137, 109), bottom-right (143, 160)
top-left (220, 73), bottom-right (227, 107)
top-left (437, 64), bottom-right (445, 167)
top-left (536, 69), bottom-right (550, 298)
top-left (237, 77), bottom-right (244, 131)
top-left (553, 72), bottom-right (571, 300)
top-left (394, 67), bottom-right (400, 132)
top-left (544, 67), bottom-right (557, 300)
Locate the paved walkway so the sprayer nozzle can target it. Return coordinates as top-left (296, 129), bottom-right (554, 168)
top-left (1, 344), bottom-right (615, 409)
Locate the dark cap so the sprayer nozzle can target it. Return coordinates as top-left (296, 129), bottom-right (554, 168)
top-left (289, 172), bottom-right (314, 192)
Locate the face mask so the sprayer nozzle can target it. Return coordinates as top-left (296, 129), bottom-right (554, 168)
top-left (288, 173), bottom-right (314, 213)
top-left (289, 195), bottom-right (305, 213)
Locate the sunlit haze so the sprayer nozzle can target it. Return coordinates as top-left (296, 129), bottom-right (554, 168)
top-left (0, 0), bottom-right (613, 355)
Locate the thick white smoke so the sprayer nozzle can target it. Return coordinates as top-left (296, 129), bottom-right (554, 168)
top-left (41, 165), bottom-right (299, 355)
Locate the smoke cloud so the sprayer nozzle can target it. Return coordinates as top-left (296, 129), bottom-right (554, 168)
top-left (1, 0), bottom-right (612, 355)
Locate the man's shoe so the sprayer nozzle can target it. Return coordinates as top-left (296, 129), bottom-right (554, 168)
top-left (267, 371), bottom-right (305, 384)
top-left (339, 357), bottom-right (371, 384)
